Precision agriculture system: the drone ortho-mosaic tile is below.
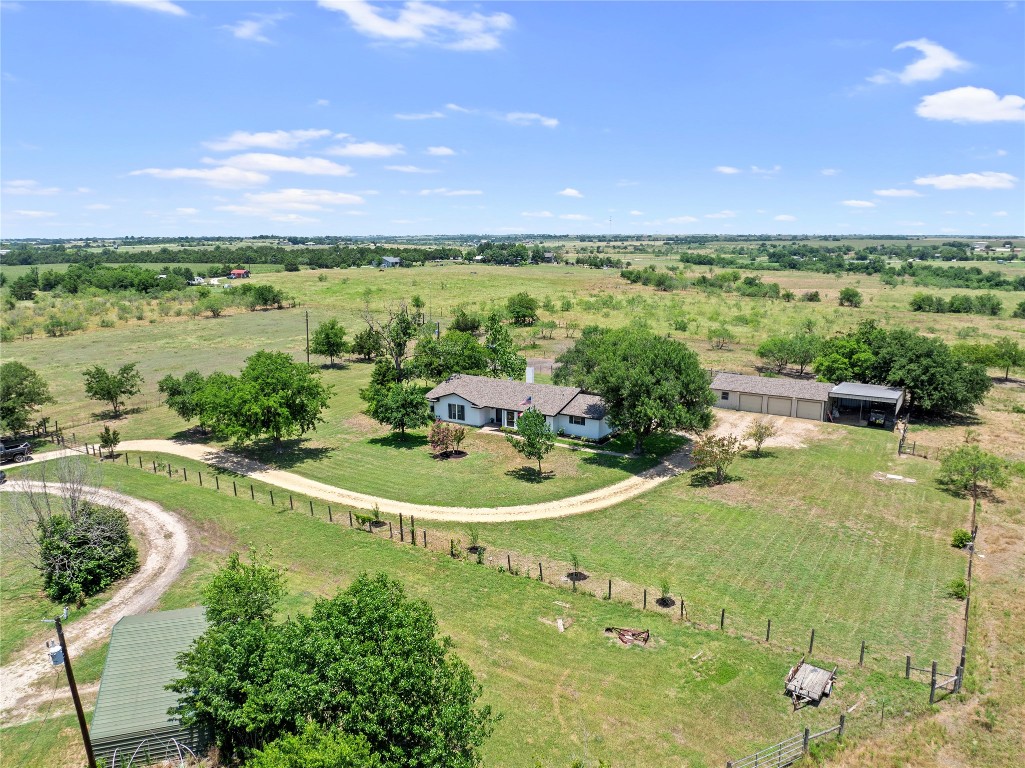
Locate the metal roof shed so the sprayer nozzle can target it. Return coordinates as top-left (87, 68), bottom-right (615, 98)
top-left (91, 607), bottom-right (208, 767)
top-left (828, 382), bottom-right (905, 426)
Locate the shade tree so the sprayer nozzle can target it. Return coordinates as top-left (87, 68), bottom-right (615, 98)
top-left (0, 361), bottom-right (54, 434)
top-left (82, 362), bottom-right (143, 417)
top-left (506, 408), bottom-right (555, 474)
top-left (310, 318), bottom-right (350, 366)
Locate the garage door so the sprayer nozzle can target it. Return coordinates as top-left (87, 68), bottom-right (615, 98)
top-left (767, 397), bottom-right (792, 417)
top-left (739, 394), bottom-right (763, 413)
top-left (795, 399), bottom-right (823, 421)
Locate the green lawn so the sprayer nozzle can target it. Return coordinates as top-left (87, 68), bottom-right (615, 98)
top-left (0, 460), bottom-right (931, 768)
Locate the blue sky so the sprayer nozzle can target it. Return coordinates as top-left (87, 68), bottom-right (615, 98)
top-left (1, 0), bottom-right (1022, 238)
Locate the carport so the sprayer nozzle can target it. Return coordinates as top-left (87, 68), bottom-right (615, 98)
top-left (827, 383), bottom-right (905, 427)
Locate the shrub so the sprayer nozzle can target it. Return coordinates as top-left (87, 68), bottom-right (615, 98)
top-left (946, 578), bottom-right (969, 600)
top-left (951, 529), bottom-right (973, 549)
top-left (39, 504), bottom-right (139, 604)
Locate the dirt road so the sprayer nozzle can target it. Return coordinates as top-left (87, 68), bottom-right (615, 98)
top-left (0, 483), bottom-right (190, 718)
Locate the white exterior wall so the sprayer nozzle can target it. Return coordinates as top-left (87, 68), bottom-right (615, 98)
top-left (431, 394), bottom-right (489, 427)
top-left (553, 414), bottom-right (613, 440)
top-left (712, 389), bottom-right (740, 410)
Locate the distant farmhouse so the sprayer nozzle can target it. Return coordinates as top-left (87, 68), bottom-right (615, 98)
top-left (426, 374), bottom-right (612, 440)
top-left (380, 256), bottom-right (402, 268)
top-left (711, 372), bottom-right (904, 426)
top-left (228, 268), bottom-right (250, 279)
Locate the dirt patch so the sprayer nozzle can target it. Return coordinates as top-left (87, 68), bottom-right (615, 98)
top-left (707, 410), bottom-right (836, 449)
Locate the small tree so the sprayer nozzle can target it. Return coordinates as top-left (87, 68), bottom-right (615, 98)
top-left (365, 381), bottom-right (434, 437)
top-left (506, 408), bottom-right (554, 475)
top-left (991, 338), bottom-right (1024, 381)
top-left (352, 327), bottom-right (384, 361)
top-left (82, 362), bottom-right (143, 417)
top-left (743, 418), bottom-right (778, 457)
top-left (691, 433), bottom-right (745, 485)
top-left (428, 420), bottom-right (453, 456)
top-left (755, 336), bottom-right (791, 373)
top-left (569, 553), bottom-right (583, 591)
top-left (99, 425), bottom-right (121, 459)
top-left (506, 292), bottom-right (539, 325)
top-left (310, 318), bottom-right (350, 366)
top-left (450, 425), bottom-right (466, 454)
top-left (838, 287), bottom-right (863, 307)
top-left (939, 445), bottom-right (1008, 528)
top-left (707, 326), bottom-right (737, 350)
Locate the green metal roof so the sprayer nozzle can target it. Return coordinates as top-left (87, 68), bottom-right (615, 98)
top-left (90, 606), bottom-right (207, 742)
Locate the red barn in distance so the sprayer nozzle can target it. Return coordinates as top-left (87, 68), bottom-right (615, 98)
top-left (228, 269), bottom-right (250, 279)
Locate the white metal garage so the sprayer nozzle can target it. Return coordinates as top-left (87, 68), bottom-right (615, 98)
top-left (710, 373), bottom-right (834, 422)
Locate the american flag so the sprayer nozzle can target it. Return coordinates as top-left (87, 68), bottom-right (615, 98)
top-left (519, 395), bottom-right (532, 407)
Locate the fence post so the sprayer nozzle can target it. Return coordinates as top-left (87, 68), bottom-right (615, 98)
top-left (168, 464), bottom-right (172, 478)
top-left (310, 500), bottom-right (314, 517)
top-left (809, 628), bottom-right (815, 655)
top-left (451, 539), bottom-right (455, 557)
top-left (508, 554), bottom-right (512, 572)
top-left (720, 609), bottom-right (725, 630)
top-left (860, 640), bottom-right (866, 666)
top-left (803, 727), bottom-right (810, 753)
top-left (399, 513), bottom-right (404, 542)
top-left (139, 456), bottom-right (143, 468)
top-left (349, 511), bottom-right (353, 527)
top-left (289, 495), bottom-right (293, 510)
top-left (125, 452), bottom-right (129, 465)
top-left (906, 655), bottom-right (911, 679)
top-left (250, 484), bottom-right (254, 500)
top-left (233, 481), bottom-right (237, 497)
top-left (929, 660), bottom-right (937, 704)
top-left (608, 579), bottom-right (612, 600)
top-left (766, 619), bottom-right (771, 642)
top-left (838, 713), bottom-right (846, 739)
top-left (964, 595), bottom-right (970, 621)
top-left (328, 506), bottom-right (333, 523)
top-left (183, 467), bottom-right (187, 482)
top-left (410, 516), bottom-right (416, 545)
top-left (270, 490), bottom-right (275, 506)
top-left (215, 475), bottom-right (220, 491)
top-left (954, 665), bottom-right (964, 694)
top-left (422, 530), bottom-right (427, 548)
top-left (387, 520), bottom-right (391, 537)
top-left (198, 471), bottom-right (203, 487)
top-left (643, 589), bottom-right (647, 610)
top-left (539, 562), bottom-right (544, 581)
top-left (960, 645), bottom-right (967, 672)
top-left (153, 460), bottom-right (157, 473)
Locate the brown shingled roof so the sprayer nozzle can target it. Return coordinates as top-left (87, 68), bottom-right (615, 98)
top-left (425, 374), bottom-right (607, 418)
top-left (711, 372), bottom-right (833, 402)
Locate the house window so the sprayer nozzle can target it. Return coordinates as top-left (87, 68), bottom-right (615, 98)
top-left (568, 415), bottom-right (586, 426)
top-left (448, 403), bottom-right (465, 421)
top-left (721, 391), bottom-right (730, 400)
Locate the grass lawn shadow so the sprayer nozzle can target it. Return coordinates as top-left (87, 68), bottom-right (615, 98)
top-left (689, 470), bottom-right (741, 488)
top-left (367, 433), bottom-right (429, 450)
top-left (505, 466), bottom-right (555, 483)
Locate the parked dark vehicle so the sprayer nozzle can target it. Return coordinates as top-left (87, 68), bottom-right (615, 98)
top-left (0, 440), bottom-right (32, 463)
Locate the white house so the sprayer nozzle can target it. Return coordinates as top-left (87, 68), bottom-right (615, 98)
top-left (425, 374), bottom-right (613, 440)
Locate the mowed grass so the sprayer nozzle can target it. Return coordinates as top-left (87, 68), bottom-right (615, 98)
top-left (424, 427), bottom-right (968, 665)
top-left (1, 460), bottom-right (930, 768)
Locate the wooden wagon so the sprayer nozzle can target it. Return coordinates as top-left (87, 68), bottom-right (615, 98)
top-left (785, 656), bottom-right (836, 709)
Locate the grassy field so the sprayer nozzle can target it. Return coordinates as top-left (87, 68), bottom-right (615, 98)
top-left (1, 459), bottom-right (935, 768)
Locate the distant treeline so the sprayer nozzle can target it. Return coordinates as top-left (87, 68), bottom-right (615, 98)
top-left (621, 265), bottom-right (790, 299)
top-left (909, 292), bottom-right (1004, 316)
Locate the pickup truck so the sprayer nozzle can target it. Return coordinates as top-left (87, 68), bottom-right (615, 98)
top-left (0, 440), bottom-right (32, 463)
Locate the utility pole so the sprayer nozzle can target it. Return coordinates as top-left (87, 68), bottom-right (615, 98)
top-left (305, 310), bottom-right (310, 365)
top-left (46, 610), bottom-right (97, 768)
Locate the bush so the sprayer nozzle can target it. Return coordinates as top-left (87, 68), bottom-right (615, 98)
top-left (951, 529), bottom-right (973, 549)
top-left (39, 504), bottom-right (139, 604)
top-left (946, 578), bottom-right (969, 600)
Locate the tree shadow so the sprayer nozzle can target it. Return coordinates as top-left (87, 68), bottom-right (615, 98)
top-left (245, 441), bottom-right (334, 470)
top-left (505, 466), bottom-right (555, 483)
top-left (580, 452), bottom-right (653, 473)
top-left (914, 412), bottom-right (983, 428)
top-left (168, 427), bottom-right (216, 444)
top-left (367, 433), bottom-right (429, 450)
top-left (745, 450), bottom-right (778, 459)
top-left (689, 470), bottom-right (740, 488)
top-left (318, 361), bottom-right (350, 371)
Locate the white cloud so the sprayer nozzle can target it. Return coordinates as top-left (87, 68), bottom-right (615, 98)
top-left (504, 112), bottom-right (558, 128)
top-left (446, 103), bottom-right (474, 113)
top-left (318, 0), bottom-right (514, 51)
top-left (2, 179), bottom-right (60, 195)
top-left (130, 166), bottom-right (269, 188)
top-left (559, 213), bottom-right (589, 221)
top-left (868, 39), bottom-right (969, 84)
top-left (629, 210), bottom-right (644, 216)
top-left (203, 129), bottom-right (332, 151)
top-left (107, 0), bottom-right (187, 16)
top-left (916, 87), bottom-right (1025, 123)
top-left (85, 203), bottom-right (112, 210)
top-left (667, 215), bottom-right (698, 223)
top-left (774, 214), bottom-right (797, 222)
top-left (314, 98), bottom-right (330, 107)
top-left (842, 200), bottom-right (876, 208)
top-left (394, 110), bottom-right (444, 120)
top-left (751, 164), bottom-right (782, 175)
top-left (915, 171), bottom-right (1018, 190)
top-left (418, 188), bottom-right (482, 196)
top-left (386, 165), bottom-right (437, 173)
top-left (214, 153), bottom-right (354, 176)
top-left (426, 146), bottom-right (456, 156)
top-left (704, 210), bottom-right (737, 218)
top-left (521, 210), bottom-right (553, 218)
top-left (328, 141), bottom-right (405, 158)
top-left (558, 187), bottom-right (583, 198)
top-left (217, 188), bottom-right (365, 217)
top-left (821, 168), bottom-right (841, 176)
top-left (222, 13), bottom-right (287, 43)
top-left (873, 188), bottom-right (923, 197)
top-left (993, 210), bottom-right (1009, 216)
top-left (11, 210), bottom-right (56, 218)
top-left (175, 207), bottom-right (198, 214)
top-left (714, 166), bottom-right (741, 174)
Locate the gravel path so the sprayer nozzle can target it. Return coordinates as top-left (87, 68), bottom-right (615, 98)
top-left (0, 482), bottom-right (191, 719)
